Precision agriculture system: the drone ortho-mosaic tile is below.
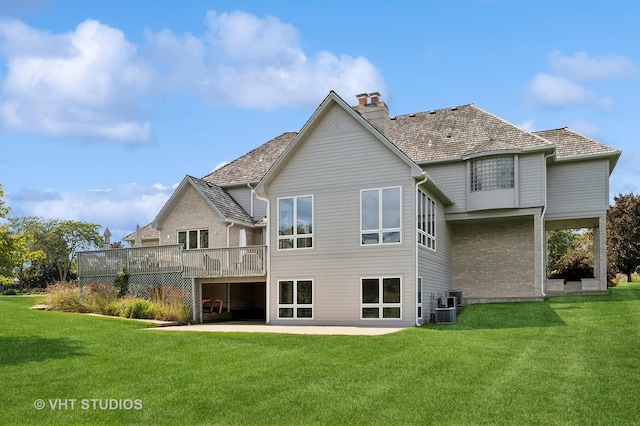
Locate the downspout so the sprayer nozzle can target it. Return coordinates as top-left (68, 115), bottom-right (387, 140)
top-left (250, 183), bottom-right (271, 325)
top-left (416, 171), bottom-right (429, 327)
top-left (226, 222), bottom-right (234, 247)
top-left (540, 153), bottom-right (555, 297)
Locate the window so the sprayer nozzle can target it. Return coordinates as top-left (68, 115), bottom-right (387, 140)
top-left (361, 277), bottom-right (402, 319)
top-left (470, 156), bottom-right (514, 192)
top-left (177, 229), bottom-right (209, 249)
top-left (278, 280), bottom-right (313, 319)
top-left (418, 190), bottom-right (436, 250)
top-left (278, 196), bottom-right (313, 249)
top-left (361, 187), bottom-right (401, 245)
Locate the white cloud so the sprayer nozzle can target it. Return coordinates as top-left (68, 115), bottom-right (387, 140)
top-left (526, 73), bottom-right (612, 108)
top-left (0, 10), bottom-right (385, 142)
top-left (527, 73), bottom-right (590, 106)
top-left (566, 118), bottom-right (600, 139)
top-left (547, 50), bottom-right (640, 83)
top-left (0, 19), bottom-right (152, 143)
top-left (519, 119), bottom-right (535, 131)
top-left (7, 182), bottom-right (174, 241)
top-left (526, 50), bottom-right (637, 109)
top-left (145, 10), bottom-right (386, 108)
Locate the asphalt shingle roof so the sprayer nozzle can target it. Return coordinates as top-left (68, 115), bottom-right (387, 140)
top-left (384, 104), bottom-right (555, 162)
top-left (203, 132), bottom-right (297, 186)
top-left (204, 103), bottom-right (619, 185)
top-left (532, 127), bottom-right (619, 159)
top-left (188, 176), bottom-right (255, 225)
top-left (122, 97), bottom-right (621, 240)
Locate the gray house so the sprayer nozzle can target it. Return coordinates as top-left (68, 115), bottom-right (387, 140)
top-left (79, 91), bottom-right (621, 326)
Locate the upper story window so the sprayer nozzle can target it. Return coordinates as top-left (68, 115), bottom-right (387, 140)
top-left (470, 156), bottom-right (514, 192)
top-left (418, 190), bottom-right (436, 250)
top-left (178, 229), bottom-right (208, 249)
top-left (278, 195), bottom-right (313, 250)
top-left (361, 187), bottom-right (402, 245)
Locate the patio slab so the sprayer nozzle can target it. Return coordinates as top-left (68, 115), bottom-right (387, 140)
top-left (145, 322), bottom-right (406, 336)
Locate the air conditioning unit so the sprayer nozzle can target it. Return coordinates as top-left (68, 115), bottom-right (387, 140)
top-left (447, 289), bottom-right (464, 307)
top-left (435, 307), bottom-right (456, 324)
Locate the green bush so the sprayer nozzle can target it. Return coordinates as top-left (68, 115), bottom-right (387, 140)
top-left (83, 283), bottom-right (119, 315)
top-left (2, 288), bottom-right (17, 295)
top-left (114, 268), bottom-right (129, 298)
top-left (43, 281), bottom-right (190, 323)
top-left (45, 282), bottom-right (87, 313)
top-left (118, 297), bottom-right (154, 319)
top-left (149, 286), bottom-right (190, 323)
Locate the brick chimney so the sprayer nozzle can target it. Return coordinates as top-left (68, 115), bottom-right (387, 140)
top-left (352, 92), bottom-right (389, 135)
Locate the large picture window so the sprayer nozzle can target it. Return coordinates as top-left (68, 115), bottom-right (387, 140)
top-left (278, 195), bottom-right (313, 249)
top-left (361, 277), bottom-right (402, 319)
top-left (177, 229), bottom-right (208, 249)
top-left (361, 187), bottom-right (401, 245)
top-left (470, 156), bottom-right (514, 192)
top-left (278, 280), bottom-right (313, 319)
top-left (418, 190), bottom-right (436, 250)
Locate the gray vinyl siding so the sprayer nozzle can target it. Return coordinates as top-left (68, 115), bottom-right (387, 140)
top-left (226, 186), bottom-right (267, 221)
top-left (418, 195), bottom-right (453, 320)
top-left (518, 153), bottom-right (545, 208)
top-left (266, 104), bottom-right (417, 326)
top-left (423, 162), bottom-right (467, 212)
top-left (546, 159), bottom-right (610, 220)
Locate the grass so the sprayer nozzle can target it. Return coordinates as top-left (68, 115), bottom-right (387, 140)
top-left (1, 285), bottom-right (640, 425)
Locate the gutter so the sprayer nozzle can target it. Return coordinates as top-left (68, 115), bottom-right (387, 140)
top-left (249, 183), bottom-right (271, 325)
top-left (415, 171), bottom-right (429, 327)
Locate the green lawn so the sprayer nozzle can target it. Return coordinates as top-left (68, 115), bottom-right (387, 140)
top-left (2, 284), bottom-right (640, 425)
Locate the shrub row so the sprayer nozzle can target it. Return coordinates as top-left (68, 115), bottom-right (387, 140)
top-left (44, 282), bottom-right (190, 323)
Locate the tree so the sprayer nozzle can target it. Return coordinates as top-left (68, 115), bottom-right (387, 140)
top-left (9, 217), bottom-right (104, 286)
top-left (547, 229), bottom-right (579, 276)
top-left (0, 186), bottom-right (45, 286)
top-left (608, 193), bottom-right (640, 283)
top-left (548, 229), bottom-right (594, 280)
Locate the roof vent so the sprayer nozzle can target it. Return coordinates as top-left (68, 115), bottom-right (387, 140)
top-left (429, 111), bottom-right (436, 114)
top-left (409, 113), bottom-right (416, 117)
top-left (451, 107), bottom-right (458, 111)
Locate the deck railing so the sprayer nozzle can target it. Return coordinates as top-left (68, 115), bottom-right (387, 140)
top-left (78, 245), bottom-right (266, 279)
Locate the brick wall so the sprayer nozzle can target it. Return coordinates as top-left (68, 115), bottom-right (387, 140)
top-left (452, 218), bottom-right (538, 299)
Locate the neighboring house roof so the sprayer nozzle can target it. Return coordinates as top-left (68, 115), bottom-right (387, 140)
top-left (203, 132), bottom-right (298, 187)
top-left (533, 127), bottom-right (620, 172)
top-left (152, 175), bottom-right (255, 231)
top-left (123, 223), bottom-right (160, 243)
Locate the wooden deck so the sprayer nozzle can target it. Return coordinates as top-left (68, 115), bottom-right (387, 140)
top-left (78, 245), bottom-right (267, 279)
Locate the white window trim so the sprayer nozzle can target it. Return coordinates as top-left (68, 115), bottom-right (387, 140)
top-left (277, 279), bottom-right (314, 320)
top-left (177, 229), bottom-right (209, 250)
top-left (360, 186), bottom-right (402, 246)
top-left (360, 277), bottom-right (403, 320)
top-left (277, 195), bottom-right (314, 250)
top-left (418, 189), bottom-right (436, 251)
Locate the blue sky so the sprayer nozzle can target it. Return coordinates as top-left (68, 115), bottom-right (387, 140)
top-left (1, 0), bottom-right (639, 243)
